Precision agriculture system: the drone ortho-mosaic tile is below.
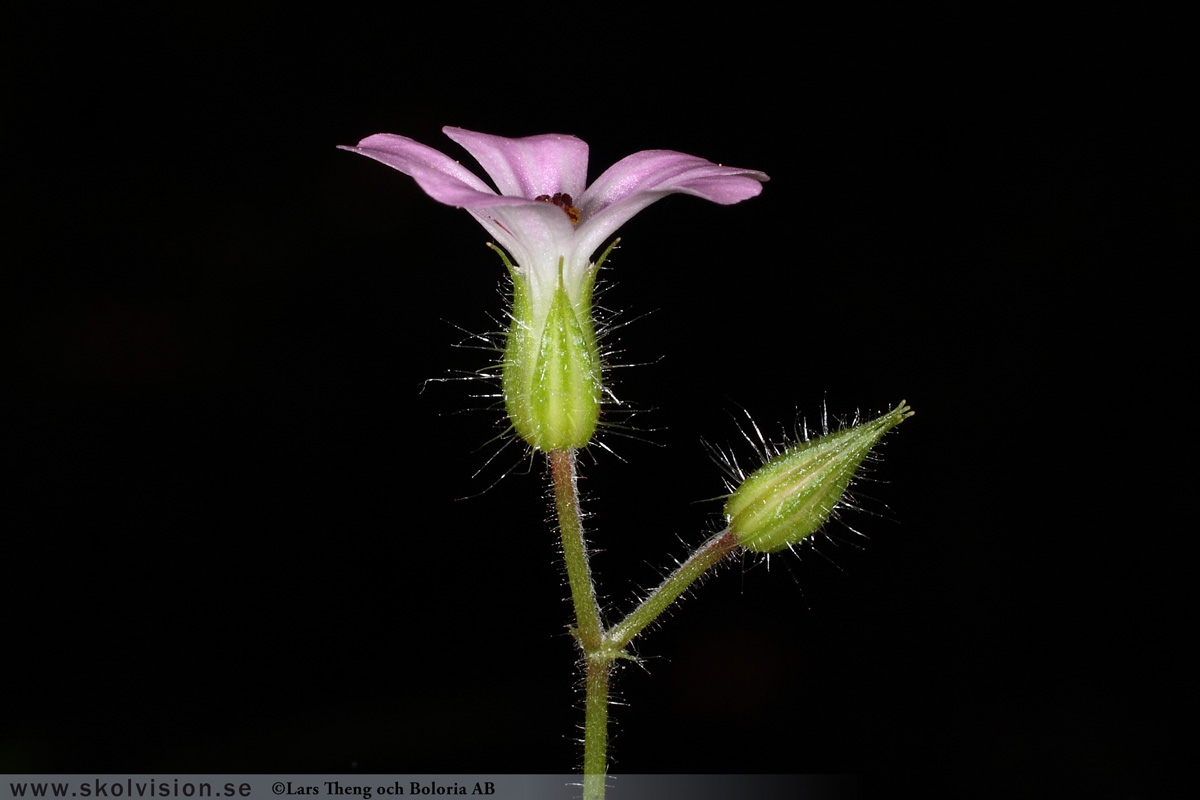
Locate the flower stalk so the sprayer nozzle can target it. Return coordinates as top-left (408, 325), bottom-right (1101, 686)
top-left (606, 528), bottom-right (740, 653)
top-left (549, 451), bottom-right (742, 800)
top-left (549, 450), bottom-right (602, 651)
top-left (548, 450), bottom-right (610, 800)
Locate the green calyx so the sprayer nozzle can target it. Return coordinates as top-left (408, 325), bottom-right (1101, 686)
top-left (726, 402), bottom-right (914, 553)
top-left (496, 246), bottom-right (610, 452)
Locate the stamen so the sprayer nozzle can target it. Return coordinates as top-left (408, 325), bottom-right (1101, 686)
top-left (535, 192), bottom-right (582, 225)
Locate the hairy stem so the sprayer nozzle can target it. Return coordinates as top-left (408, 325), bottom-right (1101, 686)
top-left (606, 529), bottom-right (740, 652)
top-left (549, 450), bottom-right (608, 799)
top-left (548, 449), bottom-right (741, 800)
top-left (582, 657), bottom-right (610, 800)
top-left (550, 449), bottom-right (603, 651)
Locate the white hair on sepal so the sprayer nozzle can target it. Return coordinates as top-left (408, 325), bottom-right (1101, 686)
top-left (417, 303), bottom-right (532, 497)
top-left (417, 246), bottom-right (665, 494)
top-left (583, 254), bottom-right (668, 459)
top-left (704, 399), bottom-right (908, 582)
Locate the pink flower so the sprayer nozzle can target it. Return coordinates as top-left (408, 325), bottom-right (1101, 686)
top-left (339, 127), bottom-right (767, 321)
top-left (340, 126), bottom-right (768, 451)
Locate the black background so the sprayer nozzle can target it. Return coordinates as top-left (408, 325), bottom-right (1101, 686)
top-left (5, 5), bottom-right (1193, 798)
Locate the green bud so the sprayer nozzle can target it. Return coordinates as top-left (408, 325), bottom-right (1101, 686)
top-left (497, 247), bottom-right (605, 452)
top-left (725, 402), bottom-right (913, 553)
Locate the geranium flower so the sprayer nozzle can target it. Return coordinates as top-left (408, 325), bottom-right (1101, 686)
top-left (340, 126), bottom-right (768, 451)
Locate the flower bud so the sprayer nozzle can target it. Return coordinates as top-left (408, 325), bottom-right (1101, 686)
top-left (500, 253), bottom-right (602, 452)
top-left (725, 403), bottom-right (913, 553)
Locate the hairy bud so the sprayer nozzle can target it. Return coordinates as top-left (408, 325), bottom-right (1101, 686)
top-left (725, 403), bottom-right (913, 553)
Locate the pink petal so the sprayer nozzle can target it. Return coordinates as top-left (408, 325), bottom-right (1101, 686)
top-left (575, 150), bottom-right (768, 259)
top-left (339, 133), bottom-right (527, 211)
top-left (443, 127), bottom-right (589, 201)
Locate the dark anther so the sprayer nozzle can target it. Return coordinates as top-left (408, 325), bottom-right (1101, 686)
top-left (535, 192), bottom-right (582, 225)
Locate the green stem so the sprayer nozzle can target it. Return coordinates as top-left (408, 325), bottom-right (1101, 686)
top-left (550, 449), bottom-right (603, 650)
top-left (582, 657), bottom-right (610, 800)
top-left (606, 529), bottom-right (740, 652)
top-left (548, 449), bottom-right (608, 800)
top-left (547, 450), bottom-right (741, 800)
